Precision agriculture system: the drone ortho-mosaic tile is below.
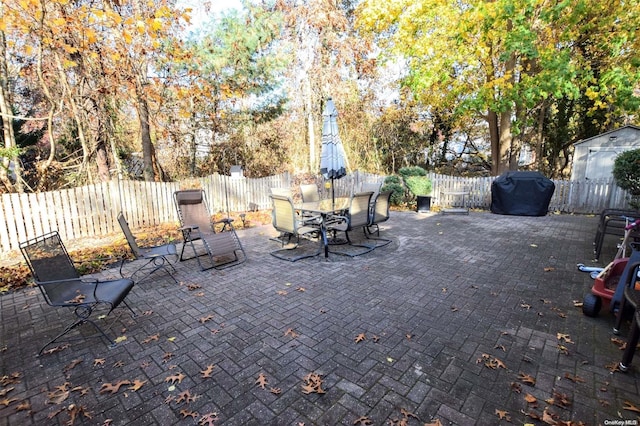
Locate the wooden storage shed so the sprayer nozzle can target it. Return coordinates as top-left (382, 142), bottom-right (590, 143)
top-left (571, 125), bottom-right (640, 181)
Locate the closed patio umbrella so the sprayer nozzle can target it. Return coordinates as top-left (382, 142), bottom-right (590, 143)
top-left (319, 98), bottom-right (347, 204)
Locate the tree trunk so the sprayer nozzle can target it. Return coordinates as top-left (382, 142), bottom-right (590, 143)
top-left (488, 110), bottom-right (499, 175)
top-left (498, 109), bottom-right (512, 174)
top-left (135, 76), bottom-right (155, 182)
top-left (0, 26), bottom-right (17, 192)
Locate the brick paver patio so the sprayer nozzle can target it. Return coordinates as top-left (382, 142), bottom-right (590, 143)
top-left (1, 211), bottom-right (639, 425)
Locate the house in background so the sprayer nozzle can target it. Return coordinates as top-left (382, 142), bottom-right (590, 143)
top-left (571, 125), bottom-right (640, 181)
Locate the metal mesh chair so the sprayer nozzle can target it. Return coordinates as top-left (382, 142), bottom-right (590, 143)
top-left (117, 212), bottom-right (178, 283)
top-left (174, 189), bottom-right (247, 270)
top-left (270, 194), bottom-right (321, 261)
top-left (19, 231), bottom-right (136, 355)
top-left (327, 191), bottom-right (376, 256)
top-left (365, 190), bottom-right (392, 246)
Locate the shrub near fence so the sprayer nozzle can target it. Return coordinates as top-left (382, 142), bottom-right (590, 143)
top-left (0, 172), bottom-right (632, 255)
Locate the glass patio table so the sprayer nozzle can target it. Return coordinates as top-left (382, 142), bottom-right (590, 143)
top-left (296, 197), bottom-right (350, 258)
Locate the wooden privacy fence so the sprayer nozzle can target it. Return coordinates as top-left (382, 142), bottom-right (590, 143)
top-left (0, 172), bottom-right (633, 254)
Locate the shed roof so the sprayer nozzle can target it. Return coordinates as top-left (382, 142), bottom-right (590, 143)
top-left (573, 125), bottom-right (640, 146)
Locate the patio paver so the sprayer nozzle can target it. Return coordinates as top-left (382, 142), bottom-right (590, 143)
top-left (1, 211), bottom-right (639, 425)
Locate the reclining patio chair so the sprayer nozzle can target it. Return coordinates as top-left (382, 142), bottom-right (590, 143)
top-left (174, 189), bottom-right (247, 270)
top-left (365, 190), bottom-right (392, 247)
top-left (19, 231), bottom-right (136, 355)
top-left (117, 212), bottom-right (178, 283)
top-left (327, 191), bottom-right (376, 257)
top-left (270, 194), bottom-right (321, 261)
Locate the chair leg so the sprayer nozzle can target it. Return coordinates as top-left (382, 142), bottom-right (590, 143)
top-left (619, 312), bottom-right (640, 371)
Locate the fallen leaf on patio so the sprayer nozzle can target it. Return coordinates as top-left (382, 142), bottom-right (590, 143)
top-left (200, 365), bottom-right (215, 378)
top-left (199, 315), bottom-right (214, 324)
top-left (557, 312), bottom-right (567, 318)
top-left (563, 373), bottom-right (585, 383)
top-left (494, 344), bottom-right (506, 352)
top-left (510, 382), bottom-right (522, 393)
top-left (517, 372), bottom-right (536, 386)
top-left (63, 359), bottom-right (83, 376)
top-left (128, 379), bottom-right (146, 391)
top-left (114, 336), bottom-right (127, 343)
top-left (0, 372), bottom-right (22, 386)
top-left (15, 400), bottom-right (30, 411)
top-left (450, 306), bottom-right (459, 312)
top-left (495, 409), bottom-right (511, 421)
top-left (301, 372), bottom-right (325, 394)
top-left (355, 333), bottom-right (366, 343)
top-left (277, 290), bottom-right (288, 296)
top-left (572, 300), bottom-right (583, 307)
top-left (0, 398), bottom-right (17, 406)
top-left (540, 299), bottom-right (552, 304)
top-left (42, 344), bottom-right (69, 355)
top-left (599, 399), bottom-right (610, 407)
top-left (353, 416), bottom-right (373, 425)
top-left (557, 344), bottom-right (569, 355)
top-left (199, 412), bottom-right (219, 426)
top-left (47, 407), bottom-right (64, 419)
top-left (424, 420), bottom-right (443, 426)
top-left (99, 381), bottom-right (131, 394)
top-left (180, 409), bottom-right (198, 419)
top-left (143, 334), bottom-right (159, 343)
top-left (142, 310), bottom-right (153, 316)
top-left (256, 373), bottom-right (268, 389)
top-left (400, 408), bottom-right (419, 419)
top-left (387, 357), bottom-right (394, 363)
top-left (167, 337), bottom-right (176, 342)
top-left (623, 401), bottom-right (640, 413)
top-left (542, 407), bottom-right (556, 424)
top-left (47, 384), bottom-right (70, 404)
top-left (270, 387), bottom-right (281, 395)
top-left (406, 334), bottom-right (412, 340)
top-left (372, 335), bottom-right (380, 342)
top-left (524, 393), bottom-right (537, 403)
top-left (67, 404), bottom-right (92, 424)
top-left (186, 283), bottom-right (201, 291)
top-left (556, 333), bottom-right (573, 344)
top-left (296, 287), bottom-right (305, 292)
top-left (285, 328), bottom-right (299, 338)
top-left (195, 292), bottom-right (205, 297)
top-left (521, 303), bottom-right (531, 310)
top-left (544, 267), bottom-right (555, 272)
top-left (165, 373), bottom-right (185, 385)
top-left (0, 387), bottom-right (13, 397)
top-left (610, 337), bottom-right (626, 348)
top-left (605, 361), bottom-right (620, 372)
top-left (176, 390), bottom-right (197, 403)
top-left (93, 358), bottom-right (105, 366)
top-left (65, 293), bottom-right (86, 304)
top-left (163, 352), bottom-right (174, 361)
top-left (547, 390), bottom-right (571, 408)
top-left (530, 244), bottom-right (538, 247)
top-left (113, 361), bottom-right (124, 368)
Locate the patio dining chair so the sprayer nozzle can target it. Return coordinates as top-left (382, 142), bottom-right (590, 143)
top-left (327, 191), bottom-right (376, 257)
top-left (269, 194), bottom-right (321, 261)
top-left (174, 189), bottom-right (247, 271)
top-left (117, 212), bottom-right (178, 284)
top-left (300, 183), bottom-right (320, 202)
top-left (365, 190), bottom-right (392, 247)
top-left (19, 231), bottom-right (136, 355)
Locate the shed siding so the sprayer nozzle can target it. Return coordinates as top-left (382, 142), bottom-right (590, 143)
top-left (571, 126), bottom-right (640, 180)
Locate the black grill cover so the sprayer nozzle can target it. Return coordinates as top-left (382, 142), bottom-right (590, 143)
top-left (490, 171), bottom-right (555, 216)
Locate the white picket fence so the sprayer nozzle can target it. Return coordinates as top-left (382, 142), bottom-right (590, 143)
top-left (0, 172), bottom-right (633, 254)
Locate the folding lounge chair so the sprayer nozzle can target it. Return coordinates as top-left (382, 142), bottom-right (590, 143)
top-left (174, 189), bottom-right (247, 270)
top-left (365, 190), bottom-right (392, 247)
top-left (270, 194), bottom-right (321, 261)
top-left (327, 191), bottom-right (376, 256)
top-left (19, 231), bottom-right (136, 355)
top-left (117, 212), bottom-right (178, 283)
